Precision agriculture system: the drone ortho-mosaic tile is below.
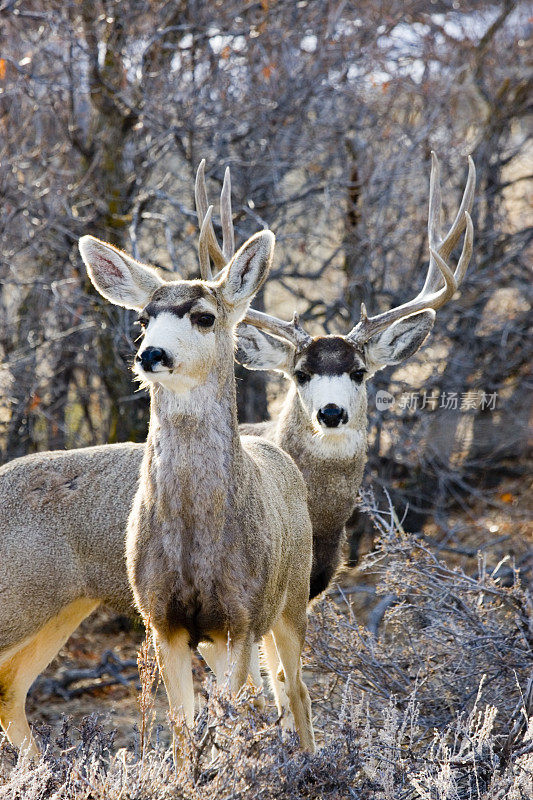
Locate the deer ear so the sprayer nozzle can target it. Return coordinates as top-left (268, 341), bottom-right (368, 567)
top-left (79, 236), bottom-right (163, 310)
top-left (364, 310), bottom-right (436, 372)
top-left (220, 231), bottom-right (275, 321)
top-left (235, 322), bottom-right (294, 372)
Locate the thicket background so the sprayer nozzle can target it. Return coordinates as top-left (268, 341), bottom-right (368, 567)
top-left (0, 1), bottom-right (531, 797)
top-left (0, 0), bottom-right (530, 536)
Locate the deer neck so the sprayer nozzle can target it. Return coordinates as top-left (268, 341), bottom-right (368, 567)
top-left (274, 382), bottom-right (367, 540)
top-left (142, 357), bottom-right (242, 527)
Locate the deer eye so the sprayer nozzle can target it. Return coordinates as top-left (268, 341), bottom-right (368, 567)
top-left (192, 312), bottom-right (216, 328)
top-left (295, 370), bottom-right (311, 385)
top-left (350, 369), bottom-right (366, 383)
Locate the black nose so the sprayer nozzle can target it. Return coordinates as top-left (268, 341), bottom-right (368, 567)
top-left (138, 347), bottom-right (167, 372)
top-left (317, 404), bottom-right (348, 428)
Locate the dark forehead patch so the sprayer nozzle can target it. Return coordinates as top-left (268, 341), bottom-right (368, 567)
top-left (299, 336), bottom-right (361, 375)
top-left (145, 283), bottom-right (214, 318)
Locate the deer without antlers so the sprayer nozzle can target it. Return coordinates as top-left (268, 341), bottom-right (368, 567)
top-left (77, 228), bottom-right (316, 764)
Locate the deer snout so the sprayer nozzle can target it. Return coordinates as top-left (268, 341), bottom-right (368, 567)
top-left (317, 403), bottom-right (348, 428)
top-left (137, 346), bottom-right (172, 372)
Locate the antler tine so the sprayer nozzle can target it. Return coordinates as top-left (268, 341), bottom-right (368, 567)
top-left (194, 160), bottom-right (227, 272)
top-left (425, 211), bottom-right (473, 311)
top-left (427, 150), bottom-right (442, 254)
top-left (195, 159), bottom-right (209, 229)
top-left (198, 205), bottom-right (214, 281)
top-left (438, 155), bottom-right (475, 262)
top-left (220, 166), bottom-right (235, 262)
top-left (450, 210), bottom-right (474, 290)
top-left (422, 152), bottom-right (476, 295)
top-left (244, 308), bottom-right (312, 350)
top-left (347, 155), bottom-right (475, 347)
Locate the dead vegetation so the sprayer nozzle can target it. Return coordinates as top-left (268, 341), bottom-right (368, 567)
top-left (1, 492), bottom-right (530, 799)
top-left (0, 2), bottom-right (531, 797)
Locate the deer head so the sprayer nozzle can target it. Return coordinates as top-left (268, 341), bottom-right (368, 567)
top-left (235, 154), bottom-right (475, 434)
top-left (79, 230), bottom-right (275, 396)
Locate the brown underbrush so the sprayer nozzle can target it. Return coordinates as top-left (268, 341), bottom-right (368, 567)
top-left (1, 494), bottom-right (531, 799)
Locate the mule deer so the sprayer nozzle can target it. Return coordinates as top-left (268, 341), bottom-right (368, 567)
top-left (0, 154), bottom-right (473, 755)
top-left (195, 153), bottom-right (474, 703)
top-left (78, 228), bottom-right (316, 763)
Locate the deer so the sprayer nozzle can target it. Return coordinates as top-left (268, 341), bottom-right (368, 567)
top-left (198, 153), bottom-right (475, 601)
top-left (0, 153), bottom-right (474, 757)
top-left (76, 227), bottom-right (316, 764)
top-left (194, 153), bottom-right (475, 701)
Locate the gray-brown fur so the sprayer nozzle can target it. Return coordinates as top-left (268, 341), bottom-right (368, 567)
top-left (0, 443), bottom-right (142, 650)
top-left (79, 231), bottom-right (315, 760)
top-left (130, 389), bottom-right (311, 650)
top-left (296, 336), bottom-right (363, 376)
top-left (241, 364), bottom-right (367, 601)
top-left (124, 297), bottom-right (312, 652)
top-left (276, 399), bottom-right (365, 600)
top-left (237, 315), bottom-right (441, 603)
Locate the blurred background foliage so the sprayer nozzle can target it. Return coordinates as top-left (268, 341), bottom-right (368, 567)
top-left (0, 0), bottom-right (530, 548)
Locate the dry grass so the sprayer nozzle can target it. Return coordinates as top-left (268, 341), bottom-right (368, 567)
top-left (1, 495), bottom-right (531, 799)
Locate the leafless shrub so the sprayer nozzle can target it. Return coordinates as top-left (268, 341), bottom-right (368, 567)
top-left (306, 489), bottom-right (532, 796)
top-left (136, 623), bottom-right (160, 765)
top-left (1, 488), bottom-right (531, 798)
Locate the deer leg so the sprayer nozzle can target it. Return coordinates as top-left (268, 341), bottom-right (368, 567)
top-left (260, 631), bottom-right (294, 731)
top-left (204, 633), bottom-right (254, 762)
top-left (153, 628), bottom-right (194, 769)
top-left (271, 616), bottom-right (315, 753)
top-left (0, 597), bottom-right (99, 757)
top-left (200, 640), bottom-right (265, 709)
top-left (0, 677), bottom-right (38, 759)
top-left (198, 642), bottom-right (266, 710)
top-left (208, 634), bottom-right (252, 695)
top-left (249, 643), bottom-right (266, 709)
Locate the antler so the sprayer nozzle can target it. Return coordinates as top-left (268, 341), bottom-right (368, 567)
top-left (347, 153), bottom-right (475, 346)
top-left (195, 159), bottom-right (235, 279)
top-left (244, 308), bottom-right (312, 350)
top-left (232, 154), bottom-right (474, 353)
top-left (220, 167), bottom-right (235, 262)
top-left (195, 160), bottom-right (308, 345)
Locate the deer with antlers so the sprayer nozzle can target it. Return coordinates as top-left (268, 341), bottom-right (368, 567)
top-left (0, 153), bottom-right (473, 756)
top-left (194, 153), bottom-right (474, 708)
